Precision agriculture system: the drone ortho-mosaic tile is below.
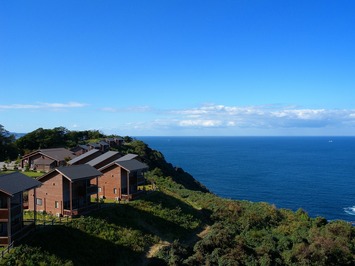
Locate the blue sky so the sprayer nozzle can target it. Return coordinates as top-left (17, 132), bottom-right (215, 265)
top-left (1, 0), bottom-right (355, 136)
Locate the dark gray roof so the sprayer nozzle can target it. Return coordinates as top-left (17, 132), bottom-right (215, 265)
top-left (116, 159), bottom-right (148, 172)
top-left (116, 153), bottom-right (138, 162)
top-left (68, 149), bottom-right (101, 164)
top-left (40, 148), bottom-right (75, 161)
top-left (0, 172), bottom-right (41, 196)
top-left (33, 158), bottom-right (55, 165)
top-left (79, 144), bottom-right (89, 150)
top-left (86, 151), bottom-right (119, 167)
top-left (106, 137), bottom-right (123, 140)
top-left (70, 145), bottom-right (89, 152)
top-left (98, 140), bottom-right (109, 146)
top-left (88, 143), bottom-right (101, 148)
top-left (55, 164), bottom-right (102, 181)
top-left (23, 148), bottom-right (75, 162)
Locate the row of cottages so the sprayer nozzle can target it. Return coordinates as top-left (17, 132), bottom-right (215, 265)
top-left (21, 148), bottom-right (76, 172)
top-left (26, 151), bottom-right (148, 217)
top-left (0, 172), bottom-right (41, 246)
top-left (71, 151), bottom-right (147, 200)
top-left (70, 138), bottom-right (124, 156)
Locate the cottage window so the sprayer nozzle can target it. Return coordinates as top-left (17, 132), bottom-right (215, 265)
top-left (0, 223), bottom-right (5, 235)
top-left (55, 201), bottom-right (59, 208)
top-left (36, 198), bottom-right (42, 206)
top-left (98, 187), bottom-right (102, 192)
top-left (0, 198), bottom-right (6, 208)
top-left (113, 188), bottom-right (117, 194)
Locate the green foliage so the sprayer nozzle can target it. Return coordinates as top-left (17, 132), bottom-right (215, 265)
top-left (133, 193), bottom-right (201, 231)
top-left (147, 175), bottom-right (355, 265)
top-left (70, 216), bottom-right (155, 252)
top-left (0, 125), bottom-right (19, 161)
top-left (15, 127), bottom-right (106, 153)
top-left (0, 245), bottom-right (73, 266)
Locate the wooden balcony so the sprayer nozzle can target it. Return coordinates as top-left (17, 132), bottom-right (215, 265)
top-left (0, 237), bottom-right (9, 246)
top-left (121, 190), bottom-right (145, 201)
top-left (0, 209), bottom-right (9, 220)
top-left (86, 185), bottom-right (98, 195)
top-left (63, 203), bottom-right (98, 217)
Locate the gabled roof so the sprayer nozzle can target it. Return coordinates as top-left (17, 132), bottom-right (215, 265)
top-left (116, 153), bottom-right (138, 162)
top-left (100, 159), bottom-right (148, 172)
top-left (79, 144), bottom-right (89, 150)
top-left (86, 151), bottom-right (120, 167)
top-left (40, 164), bottom-right (102, 182)
top-left (68, 149), bottom-right (101, 165)
top-left (33, 158), bottom-right (55, 165)
top-left (0, 172), bottom-right (41, 196)
top-left (116, 160), bottom-right (148, 172)
top-left (23, 148), bottom-right (75, 162)
top-left (71, 145), bottom-right (89, 152)
top-left (88, 143), bottom-right (101, 149)
top-left (98, 140), bottom-right (109, 146)
top-left (106, 137), bottom-right (123, 140)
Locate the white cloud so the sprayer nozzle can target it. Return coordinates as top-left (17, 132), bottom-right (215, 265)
top-left (100, 106), bottom-right (152, 113)
top-left (105, 104), bottom-right (355, 133)
top-left (0, 102), bottom-right (87, 110)
top-left (179, 119), bottom-right (223, 127)
top-left (168, 104), bottom-right (355, 130)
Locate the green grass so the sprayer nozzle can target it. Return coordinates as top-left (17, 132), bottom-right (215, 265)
top-left (22, 170), bottom-right (44, 178)
top-left (0, 170), bottom-right (43, 178)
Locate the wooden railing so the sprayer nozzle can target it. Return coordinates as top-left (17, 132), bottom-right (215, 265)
top-left (0, 241), bottom-right (14, 258)
top-left (121, 190), bottom-right (145, 200)
top-left (11, 221), bottom-right (35, 243)
top-left (63, 203), bottom-right (98, 217)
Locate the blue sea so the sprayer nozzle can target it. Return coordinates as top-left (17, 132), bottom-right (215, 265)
top-left (138, 136), bottom-right (355, 222)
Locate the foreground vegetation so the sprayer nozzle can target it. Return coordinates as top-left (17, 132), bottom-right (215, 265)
top-left (2, 176), bottom-right (354, 265)
top-left (0, 125), bottom-right (354, 265)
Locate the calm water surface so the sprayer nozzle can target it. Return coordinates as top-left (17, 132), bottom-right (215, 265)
top-left (138, 136), bottom-right (355, 222)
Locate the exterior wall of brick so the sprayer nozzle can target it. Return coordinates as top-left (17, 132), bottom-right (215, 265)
top-left (92, 164), bottom-right (140, 201)
top-left (94, 164), bottom-right (122, 200)
top-left (28, 172), bottom-right (64, 216)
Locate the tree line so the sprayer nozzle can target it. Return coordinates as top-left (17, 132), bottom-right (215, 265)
top-left (0, 125), bottom-right (123, 161)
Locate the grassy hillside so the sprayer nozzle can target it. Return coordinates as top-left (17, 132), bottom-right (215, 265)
top-left (1, 140), bottom-right (354, 265)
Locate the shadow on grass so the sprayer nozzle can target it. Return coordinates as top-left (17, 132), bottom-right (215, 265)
top-left (17, 191), bottom-right (213, 265)
top-left (143, 191), bottom-right (206, 218)
top-left (90, 191), bottom-right (212, 243)
top-left (22, 225), bottom-right (142, 266)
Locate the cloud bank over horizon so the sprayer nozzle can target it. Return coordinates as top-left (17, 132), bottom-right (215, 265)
top-left (98, 103), bottom-right (355, 135)
top-left (2, 101), bottom-right (355, 136)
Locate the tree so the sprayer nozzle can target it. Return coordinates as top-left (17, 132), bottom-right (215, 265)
top-left (0, 125), bottom-right (19, 161)
top-left (15, 127), bottom-right (69, 151)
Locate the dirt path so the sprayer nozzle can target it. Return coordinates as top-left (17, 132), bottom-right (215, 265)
top-left (182, 225), bottom-right (211, 247)
top-left (146, 240), bottom-right (171, 258)
top-left (142, 225), bottom-right (211, 265)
